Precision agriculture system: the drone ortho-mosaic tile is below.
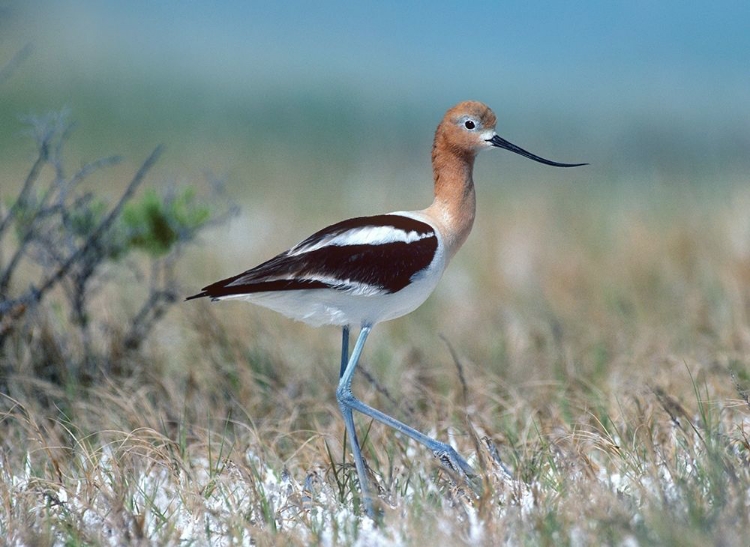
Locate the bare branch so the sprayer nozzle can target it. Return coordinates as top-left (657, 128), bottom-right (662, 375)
top-left (0, 43), bottom-right (32, 86)
top-left (122, 288), bottom-right (178, 352)
top-left (0, 137), bottom-right (48, 240)
top-left (66, 155), bottom-right (123, 193)
top-left (0, 158), bottom-right (122, 296)
top-left (0, 145), bottom-right (164, 318)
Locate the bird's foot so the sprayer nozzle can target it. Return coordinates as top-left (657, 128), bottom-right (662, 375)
top-left (433, 444), bottom-right (482, 495)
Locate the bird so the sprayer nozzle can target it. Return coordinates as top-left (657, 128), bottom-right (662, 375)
top-left (187, 101), bottom-right (586, 517)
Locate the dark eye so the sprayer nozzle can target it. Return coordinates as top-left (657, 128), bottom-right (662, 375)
top-left (464, 120), bottom-right (476, 130)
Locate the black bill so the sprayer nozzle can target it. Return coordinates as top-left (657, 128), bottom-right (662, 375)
top-left (488, 134), bottom-right (587, 167)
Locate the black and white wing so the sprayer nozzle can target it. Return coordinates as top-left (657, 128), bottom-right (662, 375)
top-left (186, 214), bottom-right (439, 300)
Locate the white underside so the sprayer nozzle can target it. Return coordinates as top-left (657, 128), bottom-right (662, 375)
top-left (216, 211), bottom-right (447, 327)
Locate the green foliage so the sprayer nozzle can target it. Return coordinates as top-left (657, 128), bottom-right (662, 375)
top-left (6, 184), bottom-right (211, 264)
top-left (69, 198), bottom-right (108, 239)
top-left (121, 188), bottom-right (211, 257)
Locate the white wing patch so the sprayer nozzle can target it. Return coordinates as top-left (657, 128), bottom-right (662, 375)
top-left (303, 275), bottom-right (386, 296)
top-left (290, 226), bottom-right (433, 255)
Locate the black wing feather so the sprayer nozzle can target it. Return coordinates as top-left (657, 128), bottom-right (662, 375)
top-left (186, 215), bottom-right (438, 300)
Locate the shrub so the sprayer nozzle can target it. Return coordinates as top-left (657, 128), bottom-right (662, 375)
top-left (0, 111), bottom-right (234, 395)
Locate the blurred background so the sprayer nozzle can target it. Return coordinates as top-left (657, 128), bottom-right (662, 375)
top-left (2, 0), bottom-right (749, 314)
top-left (3, 1), bottom-right (748, 177)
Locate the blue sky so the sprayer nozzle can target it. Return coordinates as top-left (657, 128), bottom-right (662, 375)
top-left (8, 1), bottom-right (749, 109)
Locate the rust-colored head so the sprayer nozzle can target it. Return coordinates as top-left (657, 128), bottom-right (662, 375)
top-left (434, 101), bottom-right (498, 157)
top-left (435, 100), bottom-right (587, 167)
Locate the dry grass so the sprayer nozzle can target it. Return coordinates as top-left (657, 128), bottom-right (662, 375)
top-left (2, 180), bottom-right (750, 546)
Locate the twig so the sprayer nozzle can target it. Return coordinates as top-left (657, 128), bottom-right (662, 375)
top-left (0, 156), bottom-right (122, 296)
top-left (651, 386), bottom-right (687, 431)
top-left (0, 146), bottom-right (163, 320)
top-left (0, 136), bottom-right (48, 243)
top-left (439, 334), bottom-right (469, 408)
top-left (358, 365), bottom-right (416, 417)
top-left (482, 435), bottom-right (514, 479)
top-left (122, 288), bottom-right (178, 351)
top-left (730, 370), bottom-right (750, 412)
top-left (66, 155), bottom-right (123, 194)
top-left (0, 43), bottom-right (32, 86)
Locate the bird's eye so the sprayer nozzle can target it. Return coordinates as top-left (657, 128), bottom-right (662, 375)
top-left (464, 120), bottom-right (476, 130)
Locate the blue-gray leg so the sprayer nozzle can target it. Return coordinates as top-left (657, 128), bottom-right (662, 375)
top-left (341, 392), bottom-right (475, 479)
top-left (336, 326), bottom-right (375, 516)
top-left (339, 325), bottom-right (349, 379)
top-left (336, 325), bottom-right (476, 518)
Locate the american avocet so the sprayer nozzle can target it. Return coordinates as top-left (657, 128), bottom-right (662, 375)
top-left (187, 101), bottom-right (585, 516)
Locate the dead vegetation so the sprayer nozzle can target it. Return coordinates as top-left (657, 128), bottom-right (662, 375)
top-left (2, 153), bottom-right (750, 543)
top-left (2, 43), bottom-right (749, 545)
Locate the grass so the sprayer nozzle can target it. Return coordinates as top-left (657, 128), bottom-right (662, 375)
top-left (1, 74), bottom-right (749, 543)
top-left (2, 173), bottom-right (749, 545)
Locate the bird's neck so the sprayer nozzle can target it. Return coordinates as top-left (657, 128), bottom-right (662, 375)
top-left (424, 142), bottom-right (477, 263)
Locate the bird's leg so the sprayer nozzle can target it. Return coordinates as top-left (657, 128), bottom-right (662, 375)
top-left (336, 325), bottom-right (375, 517)
top-left (336, 325), bottom-right (478, 510)
top-left (339, 325), bottom-right (350, 379)
top-left (342, 387), bottom-right (476, 483)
